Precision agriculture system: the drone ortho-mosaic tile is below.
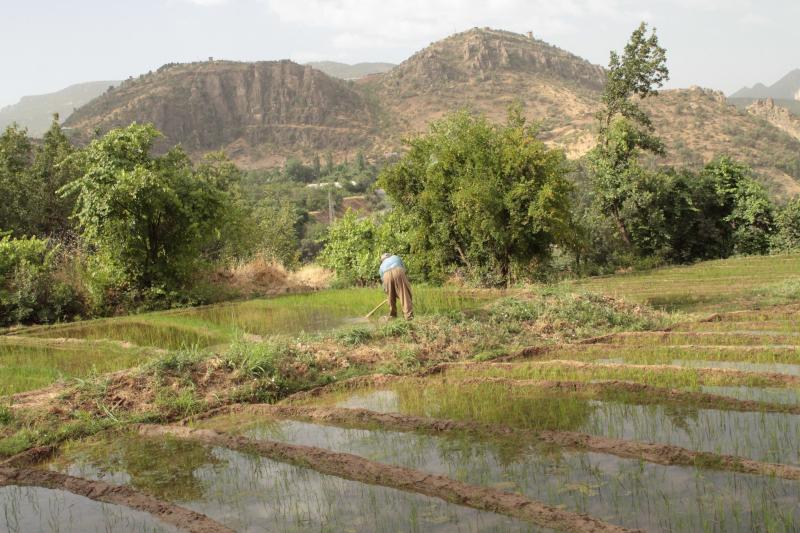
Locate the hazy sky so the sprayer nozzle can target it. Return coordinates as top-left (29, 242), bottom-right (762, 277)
top-left (1, 0), bottom-right (798, 108)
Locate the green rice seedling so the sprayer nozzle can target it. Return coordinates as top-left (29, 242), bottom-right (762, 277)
top-left (0, 338), bottom-right (153, 396)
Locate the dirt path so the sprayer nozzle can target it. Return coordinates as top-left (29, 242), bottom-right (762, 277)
top-left (426, 360), bottom-right (800, 387)
top-left (0, 466), bottom-right (233, 533)
top-left (139, 424), bottom-right (637, 533)
top-left (199, 404), bottom-right (800, 481)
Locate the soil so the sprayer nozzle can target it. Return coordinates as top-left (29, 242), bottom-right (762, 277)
top-left (0, 446), bottom-right (56, 467)
top-left (0, 466), bottom-right (233, 533)
top-left (139, 424), bottom-right (637, 533)
top-left (206, 403), bottom-right (800, 481)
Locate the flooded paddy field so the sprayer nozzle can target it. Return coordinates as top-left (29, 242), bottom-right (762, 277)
top-left (2, 255), bottom-right (799, 532)
top-left (0, 337), bottom-right (154, 395)
top-left (0, 485), bottom-right (178, 532)
top-left (47, 431), bottom-right (542, 533)
top-left (1, 287), bottom-right (487, 395)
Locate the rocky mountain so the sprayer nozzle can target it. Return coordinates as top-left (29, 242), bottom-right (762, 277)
top-left (746, 98), bottom-right (800, 142)
top-left (367, 28), bottom-right (605, 157)
top-left (64, 61), bottom-right (379, 167)
top-left (62, 28), bottom-right (800, 195)
top-left (0, 81), bottom-right (118, 136)
top-left (732, 69), bottom-right (800, 100)
top-left (305, 61), bottom-right (395, 80)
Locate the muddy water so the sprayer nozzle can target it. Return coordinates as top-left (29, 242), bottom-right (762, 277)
top-left (191, 414), bottom-right (800, 532)
top-left (0, 485), bottom-right (177, 532)
top-left (325, 386), bottom-right (800, 465)
top-left (48, 432), bottom-right (541, 533)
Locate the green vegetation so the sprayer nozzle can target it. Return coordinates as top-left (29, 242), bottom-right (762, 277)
top-left (378, 108), bottom-right (573, 286)
top-left (575, 253), bottom-right (800, 312)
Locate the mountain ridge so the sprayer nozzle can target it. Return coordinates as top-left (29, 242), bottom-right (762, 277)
top-left (59, 28), bottom-right (800, 195)
top-left (0, 80), bottom-right (118, 136)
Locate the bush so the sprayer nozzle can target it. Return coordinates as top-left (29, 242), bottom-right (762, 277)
top-left (0, 235), bottom-right (85, 326)
top-left (771, 197), bottom-right (800, 253)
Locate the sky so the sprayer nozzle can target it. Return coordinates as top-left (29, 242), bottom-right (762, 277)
top-left (1, 0), bottom-right (798, 108)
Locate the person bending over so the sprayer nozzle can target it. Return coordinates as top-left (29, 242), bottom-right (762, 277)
top-left (379, 253), bottom-right (413, 320)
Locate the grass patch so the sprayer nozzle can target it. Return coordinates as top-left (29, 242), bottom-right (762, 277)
top-left (335, 327), bottom-right (373, 346)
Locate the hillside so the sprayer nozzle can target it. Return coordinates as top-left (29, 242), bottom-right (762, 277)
top-left (367, 28), bottom-right (604, 157)
top-left (63, 28), bottom-right (800, 195)
top-left (0, 81), bottom-right (118, 136)
top-left (64, 61), bottom-right (380, 167)
top-left (644, 88), bottom-right (800, 195)
top-left (305, 61), bottom-right (395, 80)
top-left (745, 98), bottom-right (800, 142)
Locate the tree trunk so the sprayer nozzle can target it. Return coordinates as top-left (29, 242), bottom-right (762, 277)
top-left (611, 207), bottom-right (632, 246)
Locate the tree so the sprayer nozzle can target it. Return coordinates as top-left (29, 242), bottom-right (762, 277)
top-left (254, 198), bottom-right (302, 268)
top-left (772, 197), bottom-right (800, 252)
top-left (591, 22), bottom-right (669, 246)
top-left (29, 115), bottom-right (79, 236)
top-left (284, 158), bottom-right (316, 183)
top-left (0, 124), bottom-right (34, 235)
top-left (703, 157), bottom-right (774, 255)
top-left (312, 153), bottom-right (322, 179)
top-left (318, 210), bottom-right (380, 285)
top-left (62, 124), bottom-right (240, 292)
top-left (378, 109), bottom-right (573, 286)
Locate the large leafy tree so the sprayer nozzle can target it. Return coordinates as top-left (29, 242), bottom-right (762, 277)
top-left (62, 123), bottom-right (240, 291)
top-left (591, 22), bottom-right (669, 246)
top-left (378, 109), bottom-right (573, 286)
top-left (29, 115), bottom-right (79, 236)
top-left (703, 157), bottom-right (774, 255)
top-left (0, 124), bottom-right (34, 234)
top-left (772, 197), bottom-right (800, 252)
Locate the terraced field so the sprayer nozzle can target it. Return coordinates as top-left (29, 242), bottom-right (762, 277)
top-left (2, 255), bottom-right (800, 531)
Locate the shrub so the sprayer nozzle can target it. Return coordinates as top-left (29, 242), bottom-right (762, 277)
top-left (0, 235), bottom-right (84, 325)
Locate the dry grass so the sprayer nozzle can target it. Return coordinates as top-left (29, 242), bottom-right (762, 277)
top-left (213, 256), bottom-right (333, 296)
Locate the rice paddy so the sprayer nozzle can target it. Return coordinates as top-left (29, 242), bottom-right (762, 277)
top-left (3, 254), bottom-right (800, 531)
top-left (1, 287), bottom-right (486, 395)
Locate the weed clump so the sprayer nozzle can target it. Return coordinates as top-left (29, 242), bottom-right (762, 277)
top-left (223, 338), bottom-right (299, 378)
top-left (335, 327), bottom-right (373, 346)
top-left (147, 347), bottom-right (206, 375)
top-left (378, 320), bottom-right (412, 339)
top-left (489, 287), bottom-right (670, 340)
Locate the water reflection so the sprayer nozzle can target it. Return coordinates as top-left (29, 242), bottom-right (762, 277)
top-left (0, 486), bottom-right (177, 532)
top-left (50, 431), bottom-right (540, 532)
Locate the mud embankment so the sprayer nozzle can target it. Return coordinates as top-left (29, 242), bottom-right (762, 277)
top-left (139, 424), bottom-right (636, 533)
top-left (0, 466), bottom-right (233, 533)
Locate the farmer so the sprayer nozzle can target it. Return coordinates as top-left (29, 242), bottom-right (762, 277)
top-left (380, 253), bottom-right (413, 320)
